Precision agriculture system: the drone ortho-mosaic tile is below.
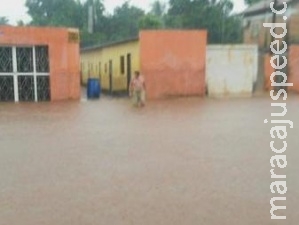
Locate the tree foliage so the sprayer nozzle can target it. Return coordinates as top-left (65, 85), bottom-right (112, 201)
top-left (25, 0), bottom-right (83, 27)
top-left (166, 0), bottom-right (241, 43)
top-left (24, 0), bottom-right (244, 46)
top-left (105, 2), bottom-right (145, 42)
top-left (150, 0), bottom-right (167, 17)
top-left (139, 15), bottom-right (163, 30)
top-left (0, 16), bottom-right (9, 25)
top-left (17, 20), bottom-right (25, 26)
top-left (138, 0), bottom-right (166, 30)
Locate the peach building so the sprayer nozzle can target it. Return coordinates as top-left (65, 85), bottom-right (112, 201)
top-left (81, 30), bottom-right (207, 100)
top-left (140, 30), bottom-right (207, 99)
top-left (0, 26), bottom-right (80, 102)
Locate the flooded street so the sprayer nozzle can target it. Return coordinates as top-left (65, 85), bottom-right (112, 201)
top-left (0, 95), bottom-right (298, 225)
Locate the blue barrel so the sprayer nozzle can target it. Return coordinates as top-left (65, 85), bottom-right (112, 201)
top-left (87, 78), bottom-right (101, 99)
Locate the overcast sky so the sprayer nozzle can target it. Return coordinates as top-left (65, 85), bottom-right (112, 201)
top-left (0, 0), bottom-right (247, 25)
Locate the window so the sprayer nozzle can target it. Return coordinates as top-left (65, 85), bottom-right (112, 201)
top-left (0, 45), bottom-right (50, 102)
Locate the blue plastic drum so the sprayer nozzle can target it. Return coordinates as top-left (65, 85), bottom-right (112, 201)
top-left (87, 78), bottom-right (101, 99)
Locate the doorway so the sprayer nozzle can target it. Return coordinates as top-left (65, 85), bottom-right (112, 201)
top-left (109, 60), bottom-right (112, 93)
top-left (126, 53), bottom-right (131, 93)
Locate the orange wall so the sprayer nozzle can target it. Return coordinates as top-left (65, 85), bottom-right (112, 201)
top-left (264, 46), bottom-right (299, 93)
top-left (0, 26), bottom-right (80, 101)
top-left (289, 45), bottom-right (299, 93)
top-left (140, 30), bottom-right (207, 100)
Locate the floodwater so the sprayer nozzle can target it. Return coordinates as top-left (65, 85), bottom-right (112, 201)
top-left (0, 94), bottom-right (298, 225)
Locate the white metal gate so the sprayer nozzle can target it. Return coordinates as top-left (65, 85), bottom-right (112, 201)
top-left (206, 45), bottom-right (258, 97)
top-left (0, 46), bottom-right (50, 102)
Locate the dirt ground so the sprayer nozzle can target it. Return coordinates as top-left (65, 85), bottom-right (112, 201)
top-left (0, 95), bottom-right (298, 225)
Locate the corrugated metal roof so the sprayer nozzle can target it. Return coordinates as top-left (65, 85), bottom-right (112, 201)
top-left (243, 0), bottom-right (295, 16)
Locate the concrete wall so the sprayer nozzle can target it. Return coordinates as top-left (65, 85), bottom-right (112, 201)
top-left (80, 40), bottom-right (139, 92)
top-left (206, 45), bottom-right (258, 97)
top-left (0, 26), bottom-right (80, 101)
top-left (140, 30), bottom-right (207, 100)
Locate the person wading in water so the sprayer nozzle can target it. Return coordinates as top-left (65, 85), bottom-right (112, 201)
top-left (129, 71), bottom-right (146, 107)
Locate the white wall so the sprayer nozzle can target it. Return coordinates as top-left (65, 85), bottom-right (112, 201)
top-left (206, 45), bottom-right (258, 97)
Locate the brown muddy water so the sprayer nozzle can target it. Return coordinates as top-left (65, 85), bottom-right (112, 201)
top-left (0, 94), bottom-right (298, 225)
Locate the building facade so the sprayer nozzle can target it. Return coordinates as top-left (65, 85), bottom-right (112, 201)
top-left (243, 0), bottom-right (299, 48)
top-left (80, 30), bottom-right (208, 100)
top-left (80, 38), bottom-right (139, 94)
top-left (243, 0), bottom-right (299, 94)
top-left (0, 26), bottom-right (81, 102)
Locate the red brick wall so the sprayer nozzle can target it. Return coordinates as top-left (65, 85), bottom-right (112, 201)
top-left (140, 30), bottom-right (207, 100)
top-left (0, 26), bottom-right (80, 101)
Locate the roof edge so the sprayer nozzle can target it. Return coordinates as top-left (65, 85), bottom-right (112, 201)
top-left (81, 37), bottom-right (139, 52)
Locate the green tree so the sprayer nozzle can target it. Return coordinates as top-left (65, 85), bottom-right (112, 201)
top-left (82, 0), bottom-right (105, 32)
top-left (166, 0), bottom-right (242, 44)
top-left (139, 15), bottom-right (163, 30)
top-left (25, 0), bottom-right (107, 46)
top-left (17, 20), bottom-right (25, 26)
top-left (79, 0), bottom-right (107, 46)
top-left (150, 0), bottom-right (167, 17)
top-left (25, 0), bottom-right (85, 27)
top-left (166, 0), bottom-right (211, 29)
top-left (0, 16), bottom-right (9, 25)
top-left (105, 1), bottom-right (144, 41)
